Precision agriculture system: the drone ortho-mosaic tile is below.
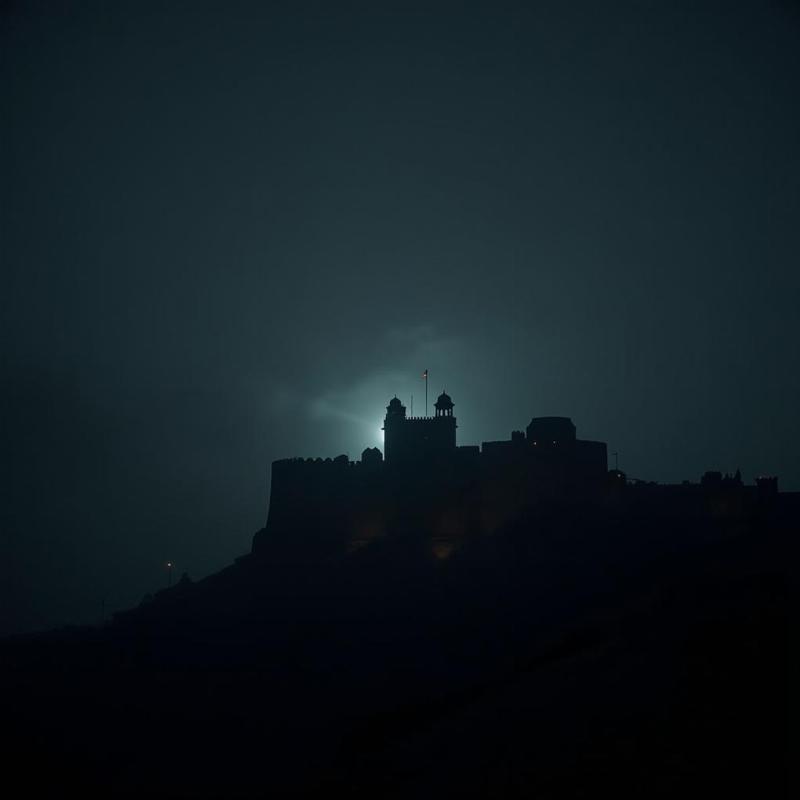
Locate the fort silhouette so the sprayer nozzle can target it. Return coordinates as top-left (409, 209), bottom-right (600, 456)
top-left (4, 390), bottom-right (792, 799)
top-left (252, 392), bottom-right (784, 558)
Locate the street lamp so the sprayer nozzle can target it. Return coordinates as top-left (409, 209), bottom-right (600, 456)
top-left (166, 561), bottom-right (173, 587)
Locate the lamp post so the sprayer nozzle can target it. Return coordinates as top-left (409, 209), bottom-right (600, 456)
top-left (167, 561), bottom-right (173, 587)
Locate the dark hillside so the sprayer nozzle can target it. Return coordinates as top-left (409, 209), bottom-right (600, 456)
top-left (2, 502), bottom-right (791, 798)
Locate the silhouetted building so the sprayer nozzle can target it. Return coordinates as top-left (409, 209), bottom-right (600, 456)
top-left (255, 393), bottom-right (612, 555)
top-left (361, 447), bottom-right (383, 466)
top-left (702, 469), bottom-right (744, 488)
top-left (382, 393), bottom-right (457, 464)
top-left (526, 416), bottom-right (576, 445)
top-left (253, 391), bottom-right (788, 559)
top-left (481, 414), bottom-right (605, 477)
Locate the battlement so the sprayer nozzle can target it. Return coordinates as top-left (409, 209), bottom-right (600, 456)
top-left (272, 455), bottom-right (352, 471)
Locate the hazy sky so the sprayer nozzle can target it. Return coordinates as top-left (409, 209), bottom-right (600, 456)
top-left (2, 1), bottom-right (799, 633)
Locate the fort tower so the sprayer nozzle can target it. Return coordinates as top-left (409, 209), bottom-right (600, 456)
top-left (383, 392), bottom-right (457, 464)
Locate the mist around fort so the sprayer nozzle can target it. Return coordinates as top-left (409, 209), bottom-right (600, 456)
top-left (2, 2), bottom-right (794, 797)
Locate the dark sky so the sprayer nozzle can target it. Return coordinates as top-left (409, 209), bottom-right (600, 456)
top-left (2, 1), bottom-right (799, 634)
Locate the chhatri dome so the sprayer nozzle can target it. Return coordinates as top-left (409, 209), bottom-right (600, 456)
top-left (434, 392), bottom-right (454, 417)
top-left (386, 396), bottom-right (406, 415)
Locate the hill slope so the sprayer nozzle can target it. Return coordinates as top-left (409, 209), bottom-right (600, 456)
top-left (2, 503), bottom-right (791, 797)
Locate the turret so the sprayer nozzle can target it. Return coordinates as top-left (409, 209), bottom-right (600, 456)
top-left (382, 396), bottom-right (407, 463)
top-left (434, 392), bottom-right (454, 417)
top-left (385, 396), bottom-right (406, 419)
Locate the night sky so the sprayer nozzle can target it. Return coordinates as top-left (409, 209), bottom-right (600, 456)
top-left (2, 1), bottom-right (799, 634)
